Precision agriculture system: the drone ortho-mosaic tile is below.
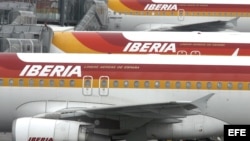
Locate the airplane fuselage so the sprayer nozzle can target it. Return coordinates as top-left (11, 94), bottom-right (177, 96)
top-left (1, 53), bottom-right (250, 140)
top-left (51, 31), bottom-right (250, 55)
top-left (107, 0), bottom-right (250, 31)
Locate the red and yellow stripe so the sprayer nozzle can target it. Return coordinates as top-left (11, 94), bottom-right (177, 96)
top-left (52, 32), bottom-right (250, 55)
top-left (108, 0), bottom-right (250, 16)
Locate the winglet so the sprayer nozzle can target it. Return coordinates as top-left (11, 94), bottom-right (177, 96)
top-left (229, 17), bottom-right (240, 26)
top-left (185, 93), bottom-right (215, 113)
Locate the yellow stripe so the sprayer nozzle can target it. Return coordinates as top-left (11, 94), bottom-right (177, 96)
top-left (52, 32), bottom-right (98, 53)
top-left (0, 78), bottom-right (249, 90)
top-left (109, 9), bottom-right (250, 17)
top-left (108, 0), bottom-right (137, 12)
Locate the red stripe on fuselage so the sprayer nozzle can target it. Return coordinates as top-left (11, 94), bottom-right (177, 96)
top-left (1, 58), bottom-right (250, 81)
top-left (0, 53), bottom-right (25, 70)
top-left (120, 0), bottom-right (250, 12)
top-left (70, 32), bottom-right (250, 55)
top-left (72, 32), bottom-right (129, 53)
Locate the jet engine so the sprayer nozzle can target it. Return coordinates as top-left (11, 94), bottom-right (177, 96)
top-left (12, 118), bottom-right (110, 141)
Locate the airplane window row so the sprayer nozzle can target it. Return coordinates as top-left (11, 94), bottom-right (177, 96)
top-left (185, 12), bottom-right (249, 16)
top-left (0, 79), bottom-right (75, 87)
top-left (112, 11), bottom-right (249, 17)
top-left (112, 80), bottom-right (247, 90)
top-left (0, 78), bottom-right (248, 90)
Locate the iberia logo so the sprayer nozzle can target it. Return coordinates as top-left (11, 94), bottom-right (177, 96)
top-left (144, 4), bottom-right (178, 11)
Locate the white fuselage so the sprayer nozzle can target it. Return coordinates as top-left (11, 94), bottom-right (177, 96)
top-left (0, 87), bottom-right (250, 132)
top-left (107, 14), bottom-right (249, 32)
top-left (1, 54), bottom-right (250, 135)
top-left (106, 0), bottom-right (250, 32)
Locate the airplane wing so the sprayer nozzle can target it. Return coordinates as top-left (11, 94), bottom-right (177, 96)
top-left (83, 93), bottom-right (214, 119)
top-left (150, 17), bottom-right (239, 32)
top-left (18, 93), bottom-right (214, 140)
top-left (37, 93), bottom-right (214, 121)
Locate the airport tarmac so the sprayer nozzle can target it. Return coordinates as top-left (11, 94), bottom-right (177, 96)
top-left (0, 133), bottom-right (11, 141)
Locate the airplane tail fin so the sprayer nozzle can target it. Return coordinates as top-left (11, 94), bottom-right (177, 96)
top-left (229, 17), bottom-right (240, 26)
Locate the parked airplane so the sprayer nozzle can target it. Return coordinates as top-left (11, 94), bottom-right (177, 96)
top-left (106, 0), bottom-right (250, 31)
top-left (1, 53), bottom-right (250, 141)
top-left (51, 31), bottom-right (249, 56)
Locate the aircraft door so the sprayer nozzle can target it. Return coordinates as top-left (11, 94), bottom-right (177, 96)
top-left (178, 9), bottom-right (185, 21)
top-left (190, 50), bottom-right (201, 55)
top-left (82, 75), bottom-right (93, 96)
top-left (99, 76), bottom-right (109, 96)
top-left (177, 50), bottom-right (187, 55)
top-left (108, 11), bottom-right (122, 30)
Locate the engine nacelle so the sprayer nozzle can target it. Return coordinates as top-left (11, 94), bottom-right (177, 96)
top-left (12, 118), bottom-right (110, 141)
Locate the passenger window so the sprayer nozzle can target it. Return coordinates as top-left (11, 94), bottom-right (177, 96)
top-left (144, 81), bottom-right (150, 88)
top-left (248, 83), bottom-right (250, 89)
top-left (0, 79), bottom-right (3, 86)
top-left (19, 79), bottom-right (24, 86)
top-left (59, 80), bottom-right (64, 87)
top-left (101, 80), bottom-right (107, 87)
top-left (186, 82), bottom-right (191, 89)
top-left (113, 80), bottom-right (119, 88)
top-left (207, 82), bottom-right (212, 89)
top-left (39, 79), bottom-right (44, 86)
top-left (124, 80), bottom-right (129, 88)
top-left (196, 82), bottom-right (202, 89)
top-left (175, 81), bottom-right (181, 89)
top-left (227, 82), bottom-right (233, 89)
top-left (9, 79), bottom-right (14, 86)
top-left (69, 80), bottom-right (75, 87)
top-left (134, 81), bottom-right (139, 88)
top-left (238, 83), bottom-right (243, 90)
top-left (217, 82), bottom-right (222, 89)
top-left (84, 79), bottom-right (91, 87)
top-left (49, 80), bottom-right (54, 87)
top-left (155, 81), bottom-right (160, 88)
top-left (29, 79), bottom-right (34, 86)
top-left (165, 81), bottom-right (171, 88)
